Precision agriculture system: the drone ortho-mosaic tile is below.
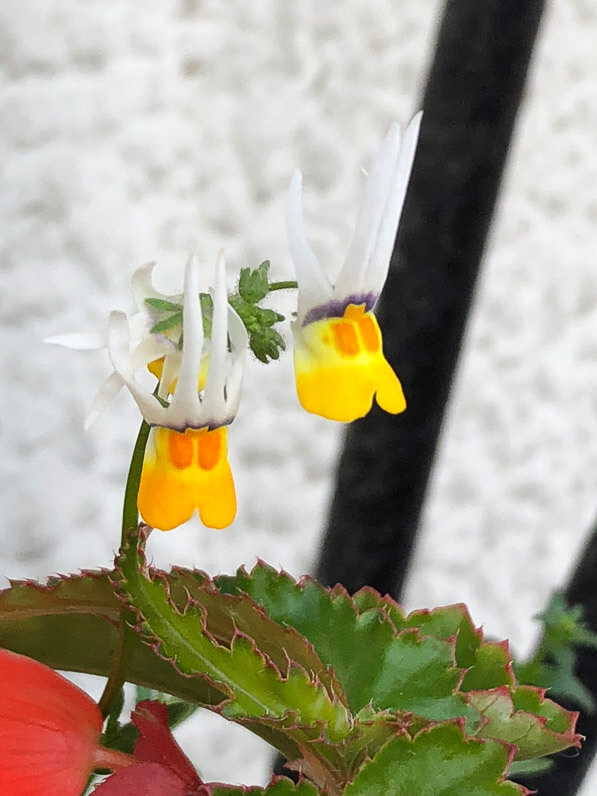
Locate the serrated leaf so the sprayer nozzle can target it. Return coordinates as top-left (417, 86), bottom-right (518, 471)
top-left (209, 779), bottom-right (320, 795)
top-left (344, 722), bottom-right (527, 795)
top-left (215, 565), bottom-right (472, 724)
top-left (114, 529), bottom-right (351, 737)
top-left (373, 599), bottom-right (515, 691)
top-left (471, 686), bottom-right (581, 760)
top-left (0, 573), bottom-right (229, 708)
top-left (167, 568), bottom-right (346, 705)
top-left (238, 261), bottom-right (271, 303)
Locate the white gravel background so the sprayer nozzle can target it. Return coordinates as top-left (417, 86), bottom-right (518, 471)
top-left (1, 0), bottom-right (596, 790)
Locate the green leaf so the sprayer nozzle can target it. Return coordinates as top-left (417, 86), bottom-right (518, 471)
top-left (380, 601), bottom-right (514, 691)
top-left (508, 758), bottom-right (553, 777)
top-left (515, 592), bottom-right (597, 712)
top-left (0, 572), bottom-right (229, 708)
top-left (215, 565), bottom-right (472, 724)
top-left (250, 326), bottom-right (286, 363)
top-left (209, 779), bottom-right (320, 795)
top-left (254, 307), bottom-right (285, 327)
top-left (471, 686), bottom-right (581, 759)
top-left (238, 261), bottom-right (271, 304)
top-left (167, 568), bottom-right (346, 705)
top-left (344, 723), bottom-right (525, 795)
top-left (113, 528), bottom-right (351, 739)
top-left (539, 593), bottom-right (597, 651)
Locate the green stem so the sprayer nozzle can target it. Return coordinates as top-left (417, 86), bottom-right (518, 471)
top-left (99, 420), bottom-right (151, 718)
top-left (121, 420), bottom-right (151, 546)
top-left (268, 280), bottom-right (298, 292)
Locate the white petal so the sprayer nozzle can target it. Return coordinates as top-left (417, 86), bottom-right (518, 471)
top-left (167, 255), bottom-right (204, 425)
top-left (130, 335), bottom-right (174, 372)
top-left (202, 251), bottom-right (228, 420)
top-left (107, 311), bottom-right (134, 379)
top-left (366, 111), bottom-right (422, 297)
top-left (224, 349), bottom-right (247, 420)
top-left (227, 302), bottom-right (249, 354)
top-left (84, 371), bottom-right (125, 430)
top-left (131, 261), bottom-right (160, 311)
top-left (223, 302), bottom-right (249, 420)
top-left (158, 351), bottom-right (181, 400)
top-left (107, 310), bottom-right (167, 426)
top-left (286, 169), bottom-right (333, 323)
top-left (128, 311), bottom-right (155, 340)
top-left (44, 331), bottom-right (107, 350)
top-left (335, 123), bottom-right (403, 298)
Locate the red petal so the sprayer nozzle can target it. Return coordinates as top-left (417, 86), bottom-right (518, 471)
top-left (131, 701), bottom-right (201, 787)
top-left (93, 761), bottom-right (199, 795)
top-left (0, 649), bottom-right (103, 796)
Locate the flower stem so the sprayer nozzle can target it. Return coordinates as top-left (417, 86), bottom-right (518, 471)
top-left (268, 280), bottom-right (297, 292)
top-left (121, 420), bottom-right (151, 547)
top-left (99, 420), bottom-right (151, 719)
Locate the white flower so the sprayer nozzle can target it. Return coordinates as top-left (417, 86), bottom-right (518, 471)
top-left (285, 113), bottom-right (421, 422)
top-left (48, 254), bottom-right (248, 432)
top-left (47, 254), bottom-right (249, 531)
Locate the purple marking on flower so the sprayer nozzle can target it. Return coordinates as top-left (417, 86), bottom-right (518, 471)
top-left (302, 292), bottom-right (378, 326)
top-left (150, 414), bottom-right (235, 433)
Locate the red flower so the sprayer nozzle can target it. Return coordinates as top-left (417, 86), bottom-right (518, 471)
top-left (94, 701), bottom-right (203, 795)
top-left (0, 649), bottom-right (257, 795)
top-left (0, 648), bottom-right (129, 796)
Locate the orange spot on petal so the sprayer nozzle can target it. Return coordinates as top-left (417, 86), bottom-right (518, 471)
top-left (332, 321), bottom-right (359, 357)
top-left (357, 313), bottom-right (380, 353)
top-left (138, 426), bottom-right (236, 531)
top-left (197, 428), bottom-right (223, 470)
top-left (168, 430), bottom-right (194, 469)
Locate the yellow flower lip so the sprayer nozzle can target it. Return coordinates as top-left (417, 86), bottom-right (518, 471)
top-left (286, 114), bottom-right (421, 422)
top-left (294, 302), bottom-right (406, 423)
top-left (138, 426), bottom-right (236, 531)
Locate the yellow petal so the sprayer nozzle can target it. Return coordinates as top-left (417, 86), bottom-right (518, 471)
top-left (293, 304), bottom-right (406, 422)
top-left (138, 426), bottom-right (236, 531)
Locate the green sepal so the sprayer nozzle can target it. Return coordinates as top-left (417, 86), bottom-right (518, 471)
top-left (150, 312), bottom-right (182, 335)
top-left (145, 297), bottom-right (183, 313)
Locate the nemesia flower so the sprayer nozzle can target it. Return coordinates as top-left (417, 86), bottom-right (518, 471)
top-left (286, 113), bottom-right (421, 422)
top-left (0, 648), bottom-right (131, 796)
top-left (48, 254), bottom-right (248, 531)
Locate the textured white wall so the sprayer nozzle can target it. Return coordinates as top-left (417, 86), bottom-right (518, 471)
top-left (1, 0), bottom-right (596, 789)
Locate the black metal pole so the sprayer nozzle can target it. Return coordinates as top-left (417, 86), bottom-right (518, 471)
top-left (275, 0), bottom-right (548, 780)
top-left (316, 0), bottom-right (547, 598)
